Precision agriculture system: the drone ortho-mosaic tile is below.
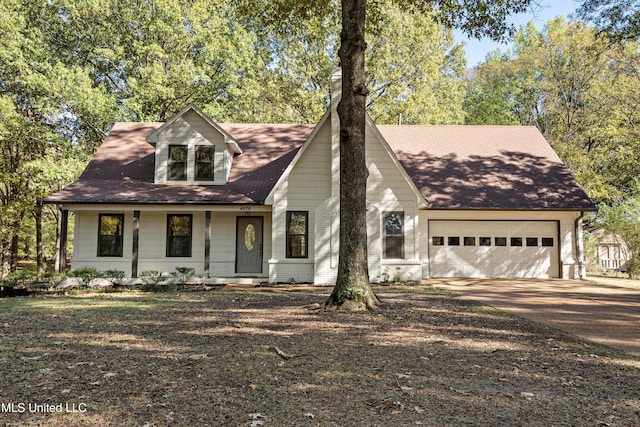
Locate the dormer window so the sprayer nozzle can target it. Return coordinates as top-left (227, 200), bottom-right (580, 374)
top-left (196, 146), bottom-right (215, 181)
top-left (147, 104), bottom-right (242, 185)
top-left (168, 145), bottom-right (187, 181)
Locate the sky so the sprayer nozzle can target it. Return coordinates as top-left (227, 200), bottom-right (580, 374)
top-left (454, 0), bottom-right (581, 67)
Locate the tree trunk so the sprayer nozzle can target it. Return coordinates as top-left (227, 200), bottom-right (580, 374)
top-left (9, 219), bottom-right (20, 274)
top-left (34, 201), bottom-right (44, 281)
top-left (326, 0), bottom-right (380, 310)
top-left (1, 240), bottom-right (9, 280)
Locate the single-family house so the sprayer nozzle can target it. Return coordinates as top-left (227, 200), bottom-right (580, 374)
top-left (46, 70), bottom-right (596, 283)
top-left (589, 228), bottom-right (630, 272)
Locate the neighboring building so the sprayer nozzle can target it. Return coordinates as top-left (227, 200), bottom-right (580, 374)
top-left (46, 70), bottom-right (596, 283)
top-left (590, 228), bottom-right (630, 272)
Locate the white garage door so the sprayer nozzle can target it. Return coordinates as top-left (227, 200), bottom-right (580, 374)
top-left (429, 220), bottom-right (559, 278)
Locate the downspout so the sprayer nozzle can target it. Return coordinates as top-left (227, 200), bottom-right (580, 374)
top-left (575, 211), bottom-right (585, 279)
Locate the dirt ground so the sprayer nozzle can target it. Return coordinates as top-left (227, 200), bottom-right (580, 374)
top-left (1, 285), bottom-right (639, 426)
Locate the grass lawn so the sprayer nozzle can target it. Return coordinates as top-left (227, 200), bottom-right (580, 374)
top-left (587, 274), bottom-right (640, 290)
top-left (1, 285), bottom-right (639, 426)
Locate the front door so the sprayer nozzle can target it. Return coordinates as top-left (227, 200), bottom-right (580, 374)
top-left (236, 217), bottom-right (263, 274)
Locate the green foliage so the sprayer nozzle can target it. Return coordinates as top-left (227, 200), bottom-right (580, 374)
top-left (464, 17), bottom-right (640, 205)
top-left (600, 198), bottom-right (640, 279)
top-left (103, 270), bottom-right (125, 279)
top-left (365, 0), bottom-right (466, 125)
top-left (171, 267), bottom-right (195, 283)
top-left (140, 270), bottom-right (165, 286)
top-left (578, 0), bottom-right (640, 41)
top-left (0, 269), bottom-right (33, 288)
top-left (393, 267), bottom-right (403, 284)
top-left (69, 267), bottom-right (101, 282)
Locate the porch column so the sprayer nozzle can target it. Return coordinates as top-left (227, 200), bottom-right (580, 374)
top-left (57, 208), bottom-right (69, 273)
top-left (132, 210), bottom-right (140, 278)
top-left (204, 211), bottom-right (211, 277)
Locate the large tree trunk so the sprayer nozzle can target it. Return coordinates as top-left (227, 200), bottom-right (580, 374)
top-left (326, 0), bottom-right (380, 310)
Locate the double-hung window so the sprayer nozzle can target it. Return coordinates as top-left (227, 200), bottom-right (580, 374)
top-left (195, 146), bottom-right (215, 180)
top-left (383, 212), bottom-right (404, 259)
top-left (167, 214), bottom-right (192, 257)
top-left (286, 211), bottom-right (308, 258)
top-left (98, 214), bottom-right (124, 257)
top-left (168, 145), bottom-right (188, 181)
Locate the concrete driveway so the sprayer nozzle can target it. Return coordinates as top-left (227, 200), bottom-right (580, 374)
top-left (429, 278), bottom-right (640, 357)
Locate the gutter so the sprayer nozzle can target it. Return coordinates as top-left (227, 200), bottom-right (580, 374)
top-left (575, 211), bottom-right (585, 279)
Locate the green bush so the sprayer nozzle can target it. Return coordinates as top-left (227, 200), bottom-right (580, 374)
top-left (102, 270), bottom-right (125, 279)
top-left (69, 266), bottom-right (100, 282)
top-left (140, 270), bottom-right (165, 285)
top-left (1, 270), bottom-right (35, 288)
top-left (171, 267), bottom-right (195, 283)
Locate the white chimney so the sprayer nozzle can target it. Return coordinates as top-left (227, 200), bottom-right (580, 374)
top-left (331, 67), bottom-right (342, 112)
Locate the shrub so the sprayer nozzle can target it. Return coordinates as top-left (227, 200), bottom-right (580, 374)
top-left (102, 270), bottom-right (125, 279)
top-left (140, 270), bottom-right (165, 285)
top-left (171, 267), bottom-right (195, 283)
top-left (0, 270), bottom-right (35, 288)
top-left (69, 267), bottom-right (100, 282)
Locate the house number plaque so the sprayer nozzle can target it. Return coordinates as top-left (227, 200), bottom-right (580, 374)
top-left (240, 206), bottom-right (251, 216)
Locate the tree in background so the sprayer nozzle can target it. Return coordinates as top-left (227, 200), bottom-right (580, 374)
top-left (237, 0), bottom-right (468, 125)
top-left (577, 0), bottom-right (640, 41)
top-left (365, 0), bottom-right (466, 124)
top-left (599, 198), bottom-right (640, 278)
top-left (464, 17), bottom-right (640, 205)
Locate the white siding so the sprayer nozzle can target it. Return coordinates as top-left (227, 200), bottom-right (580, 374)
top-left (72, 211), bottom-right (132, 274)
top-left (154, 110), bottom-right (230, 185)
top-left (364, 125), bottom-right (422, 283)
top-left (68, 206), bottom-right (272, 279)
top-left (268, 112), bottom-right (424, 284)
top-left (269, 120), bottom-right (332, 283)
top-left (136, 211), bottom-right (205, 275)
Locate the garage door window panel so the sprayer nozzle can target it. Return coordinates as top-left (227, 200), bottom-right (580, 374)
top-left (542, 238), bottom-right (554, 247)
top-left (448, 236), bottom-right (460, 246)
top-left (480, 237), bottom-right (491, 246)
top-left (511, 237), bottom-right (523, 247)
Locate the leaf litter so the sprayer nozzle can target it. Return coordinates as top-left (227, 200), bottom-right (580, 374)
top-left (0, 286), bottom-right (638, 426)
